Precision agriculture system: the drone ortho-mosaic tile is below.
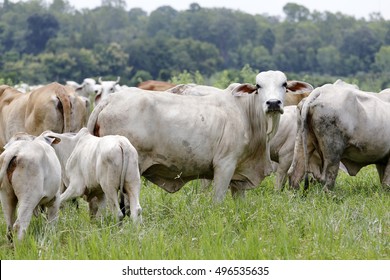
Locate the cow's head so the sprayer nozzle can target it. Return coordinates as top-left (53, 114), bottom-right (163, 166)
top-left (230, 71), bottom-right (289, 115)
top-left (95, 76), bottom-right (121, 105)
top-left (255, 70), bottom-right (288, 114)
top-left (75, 78), bottom-right (101, 98)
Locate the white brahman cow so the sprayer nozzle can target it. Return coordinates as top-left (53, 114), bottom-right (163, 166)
top-left (88, 70), bottom-right (309, 201)
top-left (0, 134), bottom-right (61, 241)
top-left (288, 83), bottom-right (390, 191)
top-left (167, 81), bottom-right (313, 191)
top-left (94, 76), bottom-right (121, 106)
top-left (42, 128), bottom-right (142, 222)
top-left (67, 78), bottom-right (102, 100)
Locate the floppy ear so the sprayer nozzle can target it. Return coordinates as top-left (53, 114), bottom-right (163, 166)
top-left (75, 85), bottom-right (83, 92)
top-left (39, 131), bottom-right (61, 145)
top-left (286, 81), bottom-right (313, 94)
top-left (95, 93), bottom-right (102, 105)
top-left (231, 83), bottom-right (257, 96)
top-left (3, 142), bottom-right (12, 149)
top-left (42, 135), bottom-right (61, 145)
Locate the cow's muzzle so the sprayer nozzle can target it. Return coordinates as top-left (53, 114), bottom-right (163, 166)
top-left (266, 99), bottom-right (283, 113)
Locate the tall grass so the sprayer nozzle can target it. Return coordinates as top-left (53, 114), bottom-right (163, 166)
top-left (0, 166), bottom-right (388, 259)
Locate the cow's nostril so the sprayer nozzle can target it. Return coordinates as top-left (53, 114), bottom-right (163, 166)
top-left (266, 99), bottom-right (283, 112)
top-left (266, 99), bottom-right (281, 106)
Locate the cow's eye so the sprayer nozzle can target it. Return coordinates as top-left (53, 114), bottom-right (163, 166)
top-left (256, 84), bottom-right (261, 89)
top-left (282, 82), bottom-right (287, 88)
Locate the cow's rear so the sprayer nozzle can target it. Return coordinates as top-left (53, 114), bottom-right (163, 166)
top-left (0, 137), bottom-right (61, 241)
top-left (289, 84), bottom-right (390, 191)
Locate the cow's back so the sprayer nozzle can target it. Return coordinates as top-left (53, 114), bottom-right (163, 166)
top-left (309, 86), bottom-right (390, 149)
top-left (25, 83), bottom-right (87, 135)
top-left (0, 86), bottom-right (28, 148)
top-left (138, 80), bottom-right (175, 91)
top-left (1, 140), bottom-right (61, 197)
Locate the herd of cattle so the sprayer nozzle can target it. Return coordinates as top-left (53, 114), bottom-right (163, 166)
top-left (1, 71), bottom-right (388, 241)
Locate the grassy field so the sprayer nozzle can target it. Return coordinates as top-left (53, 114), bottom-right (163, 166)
top-left (0, 166), bottom-right (388, 260)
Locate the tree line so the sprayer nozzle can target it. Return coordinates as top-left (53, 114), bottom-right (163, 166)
top-left (0, 0), bottom-right (390, 90)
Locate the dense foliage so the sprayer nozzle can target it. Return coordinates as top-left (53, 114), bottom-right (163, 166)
top-left (0, 0), bottom-right (390, 89)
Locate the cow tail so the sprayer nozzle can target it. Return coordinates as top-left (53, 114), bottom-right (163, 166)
top-left (301, 103), bottom-right (309, 191)
top-left (119, 141), bottom-right (130, 216)
top-left (56, 87), bottom-right (72, 133)
top-left (301, 89), bottom-right (321, 191)
top-left (87, 98), bottom-right (110, 137)
top-left (0, 152), bottom-right (17, 187)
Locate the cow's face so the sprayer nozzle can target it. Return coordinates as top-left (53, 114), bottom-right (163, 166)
top-left (256, 70), bottom-right (287, 114)
top-left (83, 79), bottom-right (98, 95)
top-left (95, 77), bottom-right (120, 106)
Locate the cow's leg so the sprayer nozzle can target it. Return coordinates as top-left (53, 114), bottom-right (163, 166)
top-left (319, 148), bottom-right (342, 192)
top-left (321, 162), bottom-right (340, 191)
top-left (93, 193), bottom-right (106, 218)
top-left (100, 162), bottom-right (127, 222)
top-left (275, 159), bottom-right (292, 191)
top-left (376, 164), bottom-right (385, 184)
top-left (230, 185), bottom-right (246, 199)
top-left (0, 192), bottom-right (17, 241)
top-left (318, 141), bottom-right (341, 191)
top-left (46, 191), bottom-right (60, 223)
top-left (60, 179), bottom-right (85, 205)
top-left (101, 182), bottom-right (124, 222)
top-left (275, 171), bottom-right (287, 191)
top-left (88, 197), bottom-right (99, 218)
top-left (288, 133), bottom-right (306, 189)
top-left (120, 193), bottom-right (130, 217)
top-left (13, 195), bottom-right (41, 240)
top-left (379, 161), bottom-right (390, 190)
top-left (213, 160), bottom-right (237, 202)
top-left (124, 173), bottom-right (142, 223)
top-left (314, 128), bottom-right (344, 192)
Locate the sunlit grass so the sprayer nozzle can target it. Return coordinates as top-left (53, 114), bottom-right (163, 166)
top-left (0, 166), bottom-right (389, 259)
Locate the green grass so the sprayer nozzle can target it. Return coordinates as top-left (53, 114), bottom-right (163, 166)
top-left (0, 166), bottom-right (389, 260)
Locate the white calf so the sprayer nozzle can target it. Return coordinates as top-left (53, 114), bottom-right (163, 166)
top-left (42, 128), bottom-right (142, 222)
top-left (0, 134), bottom-right (61, 240)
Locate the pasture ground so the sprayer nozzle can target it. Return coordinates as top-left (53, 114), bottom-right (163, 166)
top-left (0, 166), bottom-right (388, 260)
